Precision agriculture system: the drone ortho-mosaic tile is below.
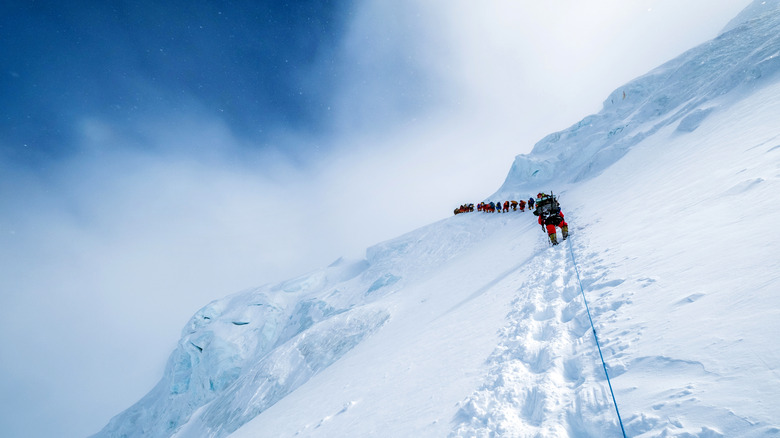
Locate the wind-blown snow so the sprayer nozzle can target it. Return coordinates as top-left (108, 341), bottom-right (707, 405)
top-left (94, 2), bottom-right (780, 437)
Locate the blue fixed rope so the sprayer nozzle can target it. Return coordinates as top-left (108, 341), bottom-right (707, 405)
top-left (567, 238), bottom-right (628, 438)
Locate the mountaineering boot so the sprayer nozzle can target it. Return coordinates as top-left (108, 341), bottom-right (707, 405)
top-left (549, 233), bottom-right (559, 245)
top-left (562, 225), bottom-right (569, 240)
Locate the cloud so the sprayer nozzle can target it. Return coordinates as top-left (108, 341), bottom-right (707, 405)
top-left (0, 111), bottom-right (397, 435)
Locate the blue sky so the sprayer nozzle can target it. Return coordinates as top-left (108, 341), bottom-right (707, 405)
top-left (0, 1), bottom-right (752, 437)
top-left (1, 0), bottom-right (355, 163)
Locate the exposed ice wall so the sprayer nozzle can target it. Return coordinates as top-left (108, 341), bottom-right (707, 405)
top-left (93, 215), bottom-right (504, 438)
top-left (92, 258), bottom-right (387, 438)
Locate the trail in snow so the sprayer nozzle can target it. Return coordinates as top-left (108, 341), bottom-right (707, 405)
top-left (450, 227), bottom-right (627, 437)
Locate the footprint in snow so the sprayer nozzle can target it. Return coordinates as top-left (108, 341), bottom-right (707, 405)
top-left (533, 321), bottom-right (558, 341)
top-left (675, 293), bottom-right (705, 306)
top-left (525, 346), bottom-right (554, 374)
top-left (588, 279), bottom-right (626, 291)
top-left (533, 306), bottom-right (556, 321)
top-left (563, 357), bottom-right (585, 385)
top-left (723, 178), bottom-right (765, 196)
top-left (637, 277), bottom-right (657, 288)
top-left (562, 284), bottom-right (580, 303)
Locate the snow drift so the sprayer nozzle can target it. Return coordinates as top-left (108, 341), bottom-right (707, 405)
top-left (94, 2), bottom-right (780, 437)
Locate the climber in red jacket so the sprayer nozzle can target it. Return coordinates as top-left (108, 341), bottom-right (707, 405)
top-left (540, 210), bottom-right (569, 245)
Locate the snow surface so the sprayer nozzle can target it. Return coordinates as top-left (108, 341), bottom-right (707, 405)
top-left (94, 2), bottom-right (780, 437)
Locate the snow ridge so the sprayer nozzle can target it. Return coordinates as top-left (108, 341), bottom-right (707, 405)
top-left (93, 214), bottom-right (516, 438)
top-left (496, 3), bottom-right (780, 197)
top-left (722, 0), bottom-right (780, 33)
top-left (92, 257), bottom-right (393, 438)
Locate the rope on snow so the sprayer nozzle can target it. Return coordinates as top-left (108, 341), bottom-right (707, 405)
top-left (567, 238), bottom-right (628, 438)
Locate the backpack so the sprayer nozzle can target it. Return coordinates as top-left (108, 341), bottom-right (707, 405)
top-left (545, 214), bottom-right (563, 226)
top-left (533, 194), bottom-right (560, 216)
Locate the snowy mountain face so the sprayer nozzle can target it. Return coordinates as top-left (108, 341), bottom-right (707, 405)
top-left (496, 1), bottom-right (780, 196)
top-left (94, 2), bottom-right (780, 438)
top-left (723, 0), bottom-right (780, 33)
top-left (94, 217), bottom-right (510, 438)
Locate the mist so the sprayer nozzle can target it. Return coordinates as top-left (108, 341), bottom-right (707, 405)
top-left (0, 0), bottom-right (751, 436)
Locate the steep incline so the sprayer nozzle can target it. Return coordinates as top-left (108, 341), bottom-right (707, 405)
top-left (97, 211), bottom-right (555, 438)
top-left (221, 212), bottom-right (550, 438)
top-left (95, 2), bottom-right (780, 437)
top-left (561, 78), bottom-right (780, 437)
top-left (495, 3), bottom-right (780, 197)
top-left (450, 238), bottom-right (624, 436)
top-left (449, 72), bottom-right (780, 436)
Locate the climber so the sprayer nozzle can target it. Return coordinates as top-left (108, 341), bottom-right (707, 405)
top-left (538, 211), bottom-right (548, 231)
top-left (533, 193), bottom-right (560, 217)
top-left (543, 209), bottom-right (569, 245)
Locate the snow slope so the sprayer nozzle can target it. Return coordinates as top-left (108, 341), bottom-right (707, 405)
top-left (497, 0), bottom-right (780, 195)
top-left (94, 2), bottom-right (780, 437)
top-left (449, 80), bottom-right (780, 438)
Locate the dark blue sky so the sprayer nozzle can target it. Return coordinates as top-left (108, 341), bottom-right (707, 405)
top-left (1, 0), bottom-right (355, 164)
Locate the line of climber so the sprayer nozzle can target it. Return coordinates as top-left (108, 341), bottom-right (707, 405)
top-left (453, 192), bottom-right (569, 246)
top-left (482, 198), bottom-right (536, 213)
top-left (454, 197), bottom-right (537, 215)
top-left (453, 204), bottom-right (475, 215)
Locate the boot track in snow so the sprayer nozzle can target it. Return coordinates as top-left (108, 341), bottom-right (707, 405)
top-left (450, 235), bottom-right (625, 437)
